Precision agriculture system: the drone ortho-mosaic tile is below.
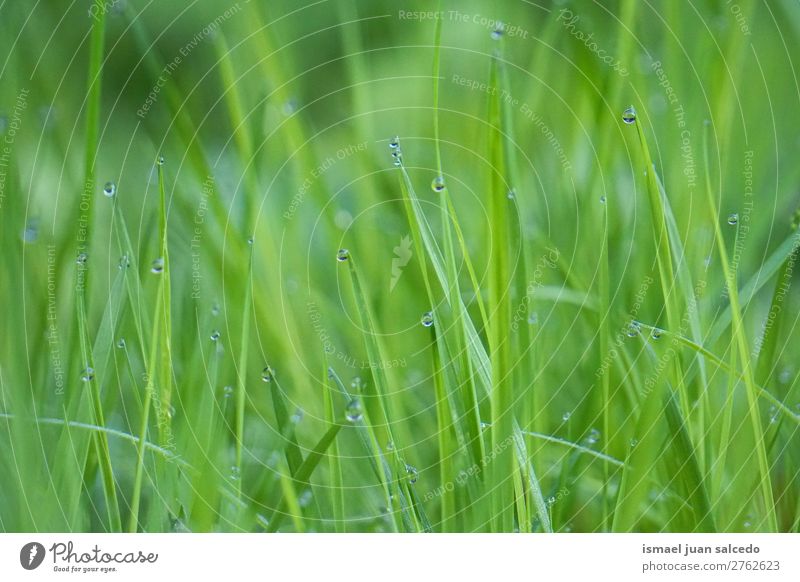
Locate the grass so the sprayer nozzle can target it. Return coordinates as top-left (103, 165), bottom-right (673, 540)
top-left (1, 0), bottom-right (799, 533)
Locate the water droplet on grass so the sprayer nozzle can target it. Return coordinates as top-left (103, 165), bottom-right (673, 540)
top-left (336, 248), bottom-right (350, 262)
top-left (389, 137), bottom-right (400, 149)
top-left (351, 377), bottom-right (363, 392)
top-left (421, 311), bottom-right (434, 327)
top-left (562, 411), bottom-right (571, 422)
top-left (587, 428), bottom-right (600, 445)
top-left (345, 399), bottom-right (363, 422)
top-left (230, 465), bottom-right (240, 481)
top-left (118, 254), bottom-right (130, 269)
top-left (491, 25), bottom-right (504, 40)
top-left (81, 367), bottom-right (95, 382)
top-left (76, 252), bottom-right (88, 266)
top-left (599, 195), bottom-right (607, 204)
top-left (622, 106), bottom-right (637, 124)
top-left (650, 328), bottom-right (663, 340)
top-left (223, 385), bottom-right (233, 398)
top-left (23, 221), bottom-right (39, 243)
top-left (157, 155), bottom-right (165, 166)
top-left (727, 213), bottom-right (739, 226)
top-left (627, 321), bottom-right (641, 337)
top-left (298, 490), bottom-right (312, 507)
top-left (405, 464), bottom-right (418, 484)
top-left (116, 338), bottom-right (126, 349)
top-left (103, 182), bottom-right (116, 197)
top-left (151, 257), bottom-right (164, 274)
top-left (528, 312), bottom-right (539, 325)
top-left (210, 330), bottom-right (220, 342)
top-left (431, 176), bottom-right (446, 192)
top-left (630, 438), bottom-right (639, 447)
top-left (261, 366), bottom-right (274, 382)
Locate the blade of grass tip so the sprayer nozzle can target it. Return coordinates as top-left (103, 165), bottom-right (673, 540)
top-left (512, 422), bottom-right (552, 532)
top-left (635, 323), bottom-right (799, 425)
top-left (487, 50), bottom-right (514, 532)
top-left (156, 158), bottom-right (174, 444)
top-left (339, 253), bottom-right (426, 531)
top-left (702, 123), bottom-right (777, 531)
top-left (265, 366), bottom-right (303, 477)
top-left (323, 360), bottom-right (345, 532)
top-left (396, 169), bottom-right (487, 472)
top-left (128, 278), bottom-right (164, 532)
top-left (234, 244), bottom-right (255, 496)
top-left (266, 422), bottom-right (343, 533)
top-left (325, 366), bottom-right (403, 533)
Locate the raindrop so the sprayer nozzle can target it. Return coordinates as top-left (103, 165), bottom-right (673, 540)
top-left (431, 176), bottom-right (446, 193)
top-left (118, 254), bottom-right (130, 269)
top-left (405, 464), bottom-right (419, 484)
top-left (351, 377), bottom-right (363, 392)
top-left (587, 428), bottom-right (600, 445)
top-left (421, 311), bottom-right (434, 327)
top-left (743, 520), bottom-right (752, 529)
top-left (157, 155), bottom-right (165, 166)
top-left (261, 366), bottom-right (274, 383)
top-left (768, 405), bottom-right (779, 424)
top-left (528, 312), bottom-right (539, 325)
top-left (345, 398), bottom-right (363, 422)
top-left (210, 330), bottom-right (221, 342)
top-left (599, 195), bottom-right (607, 204)
top-left (393, 153), bottom-right (403, 167)
top-left (151, 257), bottom-right (164, 274)
top-left (562, 411), bottom-right (571, 422)
top-left (211, 302), bottom-right (221, 316)
top-left (389, 137), bottom-right (400, 149)
top-left (76, 252), bottom-right (88, 266)
top-left (291, 408), bottom-right (304, 424)
top-left (230, 465), bottom-right (240, 481)
top-left (81, 367), bottom-right (95, 382)
top-left (223, 385), bottom-right (234, 398)
top-left (622, 106), bottom-right (637, 124)
top-left (491, 25), bottom-right (504, 40)
top-left (627, 321), bottom-right (641, 337)
top-left (480, 421), bottom-right (490, 429)
top-left (386, 441), bottom-right (395, 452)
top-left (247, 236), bottom-right (254, 246)
top-left (103, 181), bottom-right (116, 197)
top-left (547, 496), bottom-right (556, 505)
top-left (22, 219), bottom-right (39, 243)
top-left (630, 438), bottom-right (639, 447)
top-left (336, 248), bottom-right (350, 262)
top-left (116, 338), bottom-right (126, 349)
top-left (298, 489), bottom-right (312, 507)
top-left (727, 213), bottom-right (739, 226)
top-left (650, 328), bottom-right (663, 341)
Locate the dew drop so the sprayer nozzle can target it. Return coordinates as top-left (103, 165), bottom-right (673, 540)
top-left (103, 181), bottom-right (116, 197)
top-left (528, 312), bottom-right (539, 325)
top-left (587, 428), bottom-right (600, 445)
top-left (223, 385), bottom-right (234, 398)
top-left (622, 106), bottom-right (637, 124)
top-left (336, 248), bottom-right (350, 262)
top-left (118, 254), bottom-right (130, 269)
top-left (151, 257), bottom-right (164, 274)
top-left (627, 321), bottom-right (641, 337)
top-left (76, 252), bottom-right (88, 266)
top-left (351, 377), bottom-right (363, 392)
top-left (562, 411), bottom-right (571, 422)
top-left (211, 302), bottom-right (220, 317)
top-left (261, 366), bottom-right (274, 383)
top-left (81, 367), bottom-right (95, 382)
top-left (599, 195), bottom-right (607, 204)
top-left (650, 328), bottom-right (663, 341)
top-left (247, 236), bottom-right (254, 246)
top-left (291, 408), bottom-right (304, 424)
top-left (345, 398), bottom-right (363, 422)
top-left (431, 176), bottom-right (446, 193)
top-left (630, 438), bottom-right (639, 447)
top-left (388, 137), bottom-right (400, 149)
top-left (116, 338), bottom-right (126, 349)
top-left (157, 155), bottom-right (165, 166)
top-left (298, 489), bottom-right (312, 507)
top-left (727, 213), bottom-right (739, 226)
top-left (23, 220), bottom-right (39, 243)
top-left (210, 330), bottom-right (221, 342)
top-left (229, 465), bottom-right (240, 481)
top-left (491, 25), bottom-right (504, 40)
top-left (386, 441), bottom-right (395, 452)
top-left (405, 464), bottom-right (419, 484)
top-left (547, 495), bottom-right (556, 505)
top-left (421, 311), bottom-right (434, 327)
